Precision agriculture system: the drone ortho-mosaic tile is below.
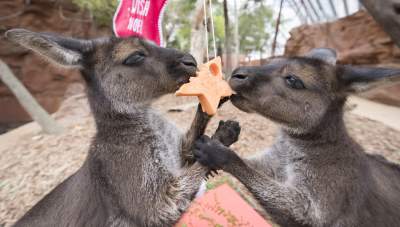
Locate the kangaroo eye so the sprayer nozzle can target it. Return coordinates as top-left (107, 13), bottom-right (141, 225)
top-left (123, 51), bottom-right (146, 66)
top-left (284, 74), bottom-right (305, 89)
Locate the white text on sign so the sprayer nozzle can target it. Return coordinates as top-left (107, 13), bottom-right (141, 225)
top-left (127, 17), bottom-right (143, 33)
top-left (130, 0), bottom-right (151, 16)
top-left (127, 0), bottom-right (151, 33)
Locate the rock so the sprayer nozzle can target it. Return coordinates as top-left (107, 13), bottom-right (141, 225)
top-left (284, 10), bottom-right (400, 107)
top-left (0, 0), bottom-right (111, 133)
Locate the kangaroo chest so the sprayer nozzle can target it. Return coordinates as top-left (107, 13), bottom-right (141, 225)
top-left (147, 112), bottom-right (184, 176)
top-left (147, 113), bottom-right (207, 196)
top-left (268, 145), bottom-right (316, 190)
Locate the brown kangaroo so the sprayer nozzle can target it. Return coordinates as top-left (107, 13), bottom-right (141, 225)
top-left (194, 48), bottom-right (400, 227)
top-left (5, 29), bottom-right (239, 227)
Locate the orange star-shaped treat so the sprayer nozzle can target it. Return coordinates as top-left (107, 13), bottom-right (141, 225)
top-left (176, 57), bottom-right (232, 115)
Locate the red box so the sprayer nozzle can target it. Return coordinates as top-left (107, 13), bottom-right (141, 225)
top-left (175, 184), bottom-right (272, 227)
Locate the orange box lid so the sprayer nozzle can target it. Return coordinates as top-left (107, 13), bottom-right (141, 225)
top-left (175, 184), bottom-right (272, 227)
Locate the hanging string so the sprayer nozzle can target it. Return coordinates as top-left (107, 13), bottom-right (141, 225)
top-left (203, 0), bottom-right (209, 61)
top-left (208, 0), bottom-right (217, 58)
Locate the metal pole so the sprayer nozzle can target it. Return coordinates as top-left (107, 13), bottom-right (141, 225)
top-left (343, 0), bottom-right (350, 15)
top-left (300, 0), bottom-right (316, 23)
top-left (329, 0), bottom-right (338, 18)
top-left (316, 0), bottom-right (330, 21)
top-left (289, 0), bottom-right (308, 24)
top-left (307, 0), bottom-right (321, 21)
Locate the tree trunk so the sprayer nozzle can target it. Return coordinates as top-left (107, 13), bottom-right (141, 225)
top-left (223, 0), bottom-right (232, 76)
top-left (232, 0), bottom-right (240, 69)
top-left (361, 0), bottom-right (400, 48)
top-left (271, 0), bottom-right (284, 57)
top-left (190, 0), bottom-right (207, 64)
top-left (0, 59), bottom-right (63, 134)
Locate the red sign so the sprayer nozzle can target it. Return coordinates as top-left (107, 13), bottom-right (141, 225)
top-left (113, 0), bottom-right (168, 46)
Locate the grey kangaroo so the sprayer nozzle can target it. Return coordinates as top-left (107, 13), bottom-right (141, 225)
top-left (5, 29), bottom-right (239, 227)
top-left (194, 48), bottom-right (400, 227)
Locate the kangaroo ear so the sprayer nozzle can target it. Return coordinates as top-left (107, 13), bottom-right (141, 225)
top-left (340, 65), bottom-right (400, 92)
top-left (305, 48), bottom-right (337, 65)
top-left (5, 28), bottom-right (94, 68)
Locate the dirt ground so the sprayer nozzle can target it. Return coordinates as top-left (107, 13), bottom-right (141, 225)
top-left (1, 88), bottom-right (400, 226)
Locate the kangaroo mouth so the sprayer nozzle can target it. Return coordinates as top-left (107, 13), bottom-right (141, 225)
top-left (175, 74), bottom-right (192, 91)
top-left (175, 67), bottom-right (197, 90)
top-left (177, 77), bottom-right (190, 87)
top-left (230, 93), bottom-right (245, 102)
top-left (230, 93), bottom-right (254, 113)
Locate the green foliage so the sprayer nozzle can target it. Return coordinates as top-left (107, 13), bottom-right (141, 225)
top-left (239, 2), bottom-right (274, 54)
top-left (165, 0), bottom-right (276, 57)
top-left (72, 0), bottom-right (118, 26)
top-left (163, 0), bottom-right (197, 50)
top-left (163, 0), bottom-right (225, 52)
top-left (210, 5), bottom-right (225, 51)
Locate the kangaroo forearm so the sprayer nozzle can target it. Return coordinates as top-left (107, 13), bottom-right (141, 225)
top-left (174, 163), bottom-right (207, 207)
top-left (150, 163), bottom-right (207, 226)
top-left (181, 106), bottom-right (211, 163)
top-left (225, 162), bottom-right (311, 224)
top-left (243, 157), bottom-right (275, 178)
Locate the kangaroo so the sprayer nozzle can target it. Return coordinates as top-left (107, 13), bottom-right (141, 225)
top-left (5, 29), bottom-right (239, 227)
top-left (194, 48), bottom-right (400, 227)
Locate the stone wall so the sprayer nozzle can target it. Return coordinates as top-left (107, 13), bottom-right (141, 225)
top-left (0, 0), bottom-right (111, 132)
top-left (284, 10), bottom-right (400, 107)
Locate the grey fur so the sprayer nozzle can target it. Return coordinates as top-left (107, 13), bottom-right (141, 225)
top-left (6, 29), bottom-right (211, 227)
top-left (195, 48), bottom-right (400, 227)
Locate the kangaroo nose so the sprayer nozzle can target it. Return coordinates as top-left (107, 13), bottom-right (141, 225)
top-left (229, 67), bottom-right (252, 90)
top-left (180, 54), bottom-right (197, 68)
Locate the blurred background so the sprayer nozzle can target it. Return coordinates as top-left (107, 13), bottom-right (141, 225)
top-left (1, 0), bottom-right (400, 226)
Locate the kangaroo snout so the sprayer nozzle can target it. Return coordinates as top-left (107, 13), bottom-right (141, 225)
top-left (176, 53), bottom-right (197, 82)
top-left (229, 67), bottom-right (252, 91)
top-left (180, 54), bottom-right (197, 68)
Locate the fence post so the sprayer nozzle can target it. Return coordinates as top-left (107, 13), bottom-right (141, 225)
top-left (0, 59), bottom-right (63, 134)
